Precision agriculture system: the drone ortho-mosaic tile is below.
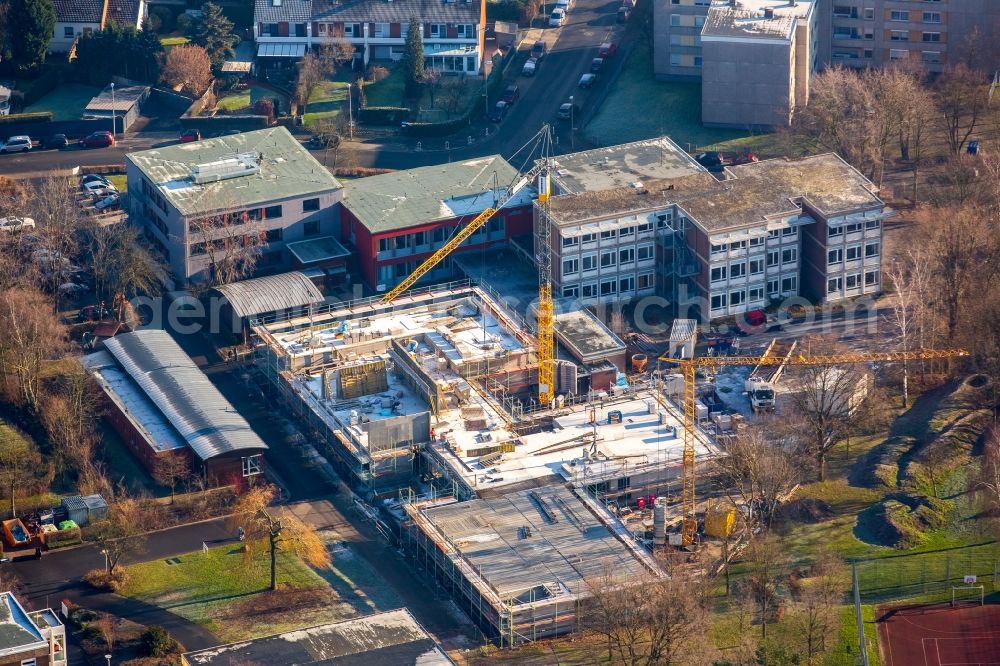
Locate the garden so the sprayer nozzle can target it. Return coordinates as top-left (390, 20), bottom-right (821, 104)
top-left (23, 83), bottom-right (102, 121)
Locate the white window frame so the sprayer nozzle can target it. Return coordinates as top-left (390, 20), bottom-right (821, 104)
top-left (711, 266), bottom-right (727, 283)
top-left (781, 276), bottom-right (797, 293)
top-left (781, 248), bottom-right (797, 264)
top-left (846, 245), bottom-right (861, 261)
top-left (562, 258), bottom-right (579, 275)
top-left (730, 262), bottom-right (746, 278)
top-left (865, 241), bottom-right (880, 257)
top-left (242, 454), bottom-right (263, 477)
top-left (600, 250), bottom-right (617, 268)
top-left (619, 247), bottom-right (635, 265)
top-left (562, 285), bottom-right (579, 298)
top-left (828, 248), bottom-right (843, 264)
top-left (582, 282), bottom-right (597, 298)
top-left (711, 293), bottom-right (727, 311)
top-left (749, 258), bottom-right (764, 275)
top-left (637, 244), bottom-right (654, 261)
top-left (562, 235), bottom-right (578, 248)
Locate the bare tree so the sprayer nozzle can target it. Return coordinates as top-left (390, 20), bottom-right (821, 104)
top-left (933, 63), bottom-right (989, 156)
top-left (161, 44), bottom-right (213, 96)
top-left (713, 424), bottom-right (800, 530)
top-left (230, 485), bottom-right (331, 591)
top-left (191, 203), bottom-right (265, 287)
top-left (41, 359), bottom-right (99, 480)
top-left (95, 614), bottom-right (117, 652)
top-left (296, 51), bottom-right (324, 113)
top-left (87, 223), bottom-right (164, 308)
top-left (319, 38), bottom-right (355, 75)
top-left (0, 287), bottom-right (66, 412)
top-left (784, 343), bottom-right (872, 481)
top-left (422, 68), bottom-right (442, 108)
top-left (91, 496), bottom-right (150, 574)
top-left (582, 566), bottom-right (712, 666)
top-left (739, 535), bottom-right (788, 642)
top-left (883, 254), bottom-right (933, 408)
top-left (153, 451), bottom-right (192, 502)
top-left (441, 76), bottom-right (470, 118)
top-left (28, 176), bottom-right (83, 309)
top-left (789, 554), bottom-right (845, 665)
top-left (973, 429), bottom-right (1000, 538)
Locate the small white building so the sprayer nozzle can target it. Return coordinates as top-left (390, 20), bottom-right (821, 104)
top-left (51, 0), bottom-right (147, 53)
top-left (83, 84), bottom-right (149, 131)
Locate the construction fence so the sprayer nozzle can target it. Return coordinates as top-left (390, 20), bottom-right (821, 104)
top-left (854, 541), bottom-right (1000, 605)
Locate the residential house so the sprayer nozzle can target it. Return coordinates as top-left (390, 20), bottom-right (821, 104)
top-left (51, 0), bottom-right (147, 53)
top-left (339, 155), bottom-right (534, 291)
top-left (126, 127), bottom-right (343, 284)
top-left (540, 139), bottom-right (887, 320)
top-left (253, 0), bottom-right (485, 74)
top-left (0, 592), bottom-right (66, 666)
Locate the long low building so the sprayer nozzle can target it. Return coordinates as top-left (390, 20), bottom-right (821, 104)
top-left (84, 329), bottom-right (268, 484)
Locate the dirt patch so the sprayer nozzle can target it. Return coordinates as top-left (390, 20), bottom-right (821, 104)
top-left (218, 585), bottom-right (335, 621)
top-left (855, 493), bottom-right (948, 549)
top-left (775, 498), bottom-right (835, 524)
top-left (851, 436), bottom-right (916, 489)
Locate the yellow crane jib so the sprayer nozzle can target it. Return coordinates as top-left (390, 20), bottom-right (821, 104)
top-left (379, 176), bottom-right (533, 305)
top-left (657, 346), bottom-right (969, 546)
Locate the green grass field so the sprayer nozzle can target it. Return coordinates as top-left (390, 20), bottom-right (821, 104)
top-left (106, 175), bottom-right (126, 192)
top-left (216, 86), bottom-right (273, 112)
top-left (24, 83), bottom-right (102, 121)
top-left (159, 35), bottom-right (190, 47)
top-left (303, 79), bottom-right (350, 127)
top-left (362, 68), bottom-right (406, 108)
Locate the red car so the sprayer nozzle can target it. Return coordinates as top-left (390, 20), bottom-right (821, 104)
top-left (80, 131), bottom-right (115, 148)
top-left (179, 129), bottom-right (201, 143)
top-left (598, 41), bottom-right (617, 58)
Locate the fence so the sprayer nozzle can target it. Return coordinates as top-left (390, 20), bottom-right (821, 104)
top-left (854, 541), bottom-right (999, 605)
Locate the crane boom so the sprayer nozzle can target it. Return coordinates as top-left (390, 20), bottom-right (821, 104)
top-left (658, 346), bottom-right (969, 546)
top-left (379, 174), bottom-right (535, 305)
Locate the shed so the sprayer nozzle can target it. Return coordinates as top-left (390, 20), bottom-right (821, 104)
top-left (83, 84), bottom-right (150, 131)
top-left (213, 271), bottom-right (324, 332)
top-left (61, 495), bottom-right (107, 526)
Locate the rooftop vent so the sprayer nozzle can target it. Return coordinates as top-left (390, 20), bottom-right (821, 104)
top-left (272, 0), bottom-right (281, 5)
top-left (763, 6), bottom-right (774, 18)
top-left (192, 153), bottom-right (261, 184)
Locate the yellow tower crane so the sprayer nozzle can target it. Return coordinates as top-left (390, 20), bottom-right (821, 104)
top-left (380, 127), bottom-right (556, 405)
top-left (659, 347), bottom-right (969, 546)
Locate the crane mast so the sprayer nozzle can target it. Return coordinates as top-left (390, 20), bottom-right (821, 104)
top-left (535, 131), bottom-right (554, 406)
top-left (660, 347), bottom-right (969, 546)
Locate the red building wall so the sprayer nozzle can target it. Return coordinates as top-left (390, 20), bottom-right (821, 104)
top-left (339, 202), bottom-right (533, 290)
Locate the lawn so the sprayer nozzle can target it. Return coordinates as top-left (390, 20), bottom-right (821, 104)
top-left (121, 532), bottom-right (403, 642)
top-left (303, 79), bottom-right (350, 128)
top-left (24, 83), bottom-right (102, 121)
top-left (159, 35), bottom-right (190, 48)
top-left (106, 175), bottom-right (126, 192)
top-left (215, 86), bottom-right (273, 113)
top-left (362, 68), bottom-right (406, 108)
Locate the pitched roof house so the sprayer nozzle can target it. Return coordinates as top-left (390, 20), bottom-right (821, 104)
top-left (51, 0), bottom-right (147, 53)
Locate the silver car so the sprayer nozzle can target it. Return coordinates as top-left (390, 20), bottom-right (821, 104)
top-left (0, 216), bottom-right (35, 232)
top-left (0, 135), bottom-right (31, 153)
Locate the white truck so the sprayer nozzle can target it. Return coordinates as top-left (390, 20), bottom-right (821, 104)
top-left (744, 339), bottom-right (796, 413)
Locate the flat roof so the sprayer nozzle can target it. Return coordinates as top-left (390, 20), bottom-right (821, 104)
top-left (287, 235), bottom-right (351, 264)
top-left (342, 155), bottom-right (531, 234)
top-left (84, 84), bottom-right (148, 113)
top-left (453, 247), bottom-right (540, 320)
top-left (553, 309), bottom-right (625, 364)
top-left (702, 0), bottom-right (815, 41)
top-left (83, 351), bottom-right (188, 454)
top-left (420, 485), bottom-right (655, 605)
top-left (102, 330), bottom-right (268, 461)
top-left (182, 608), bottom-right (453, 665)
top-left (127, 127), bottom-right (341, 218)
top-left (549, 137), bottom-right (707, 195)
top-left (0, 592), bottom-right (45, 653)
top-left (547, 153), bottom-right (884, 231)
top-left (215, 271), bottom-right (324, 319)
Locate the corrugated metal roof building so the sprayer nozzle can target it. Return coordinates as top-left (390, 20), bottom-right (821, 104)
top-left (90, 329), bottom-right (268, 484)
top-left (214, 271), bottom-right (324, 325)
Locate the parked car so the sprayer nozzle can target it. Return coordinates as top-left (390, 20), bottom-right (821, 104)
top-left (522, 58), bottom-right (538, 76)
top-left (82, 181), bottom-right (117, 197)
top-left (487, 100), bottom-right (509, 123)
top-left (598, 42), bottom-right (617, 58)
top-left (79, 174), bottom-right (110, 189)
top-left (501, 84), bottom-right (520, 105)
top-left (578, 73), bottom-right (597, 88)
top-left (556, 0), bottom-right (571, 12)
top-left (45, 134), bottom-right (69, 150)
top-left (531, 40), bottom-right (547, 60)
top-left (557, 102), bottom-right (578, 120)
top-left (617, 6), bottom-right (631, 22)
top-left (80, 131), bottom-right (114, 148)
top-left (0, 216), bottom-right (35, 232)
top-left (77, 303), bottom-right (113, 322)
top-left (591, 58), bottom-right (604, 73)
top-left (179, 129), bottom-right (201, 143)
top-left (549, 8), bottom-right (565, 26)
top-left (0, 135), bottom-right (32, 153)
top-left (694, 151), bottom-right (725, 172)
top-left (94, 194), bottom-right (121, 210)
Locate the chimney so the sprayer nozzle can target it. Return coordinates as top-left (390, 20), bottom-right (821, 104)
top-left (763, 6), bottom-right (774, 19)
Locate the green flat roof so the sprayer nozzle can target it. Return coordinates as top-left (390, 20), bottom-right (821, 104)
top-left (342, 155), bottom-right (530, 234)
top-left (126, 127), bottom-right (341, 218)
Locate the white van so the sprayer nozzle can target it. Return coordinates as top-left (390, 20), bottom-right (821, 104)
top-left (549, 8), bottom-right (566, 26)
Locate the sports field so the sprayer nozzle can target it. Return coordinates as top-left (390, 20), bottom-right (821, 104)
top-left (877, 602), bottom-right (1000, 666)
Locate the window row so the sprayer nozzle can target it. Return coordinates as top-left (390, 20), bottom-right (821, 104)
top-left (828, 218), bottom-right (880, 237)
top-left (564, 273), bottom-right (655, 299)
top-left (711, 286), bottom-right (766, 312)
top-left (829, 242), bottom-right (879, 264)
top-left (828, 270), bottom-right (880, 294)
top-left (710, 258), bottom-right (766, 282)
top-left (710, 236), bottom-right (766, 256)
top-left (562, 245), bottom-right (654, 275)
top-left (378, 218), bottom-right (504, 252)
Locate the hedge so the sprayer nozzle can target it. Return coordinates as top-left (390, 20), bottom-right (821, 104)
top-left (0, 112), bottom-right (52, 125)
top-left (358, 106), bottom-right (409, 125)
